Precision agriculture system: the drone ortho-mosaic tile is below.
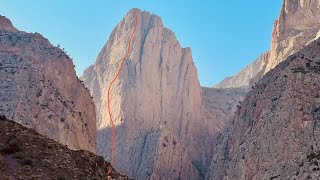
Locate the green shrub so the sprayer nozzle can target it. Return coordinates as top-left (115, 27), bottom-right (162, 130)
top-left (22, 165), bottom-right (32, 175)
top-left (0, 143), bottom-right (5, 152)
top-left (0, 176), bottom-right (9, 180)
top-left (12, 152), bottom-right (24, 159)
top-left (0, 154), bottom-right (6, 169)
top-left (307, 151), bottom-right (320, 161)
top-left (22, 158), bottom-right (33, 166)
top-left (57, 170), bottom-right (68, 180)
top-left (2, 139), bottom-right (21, 154)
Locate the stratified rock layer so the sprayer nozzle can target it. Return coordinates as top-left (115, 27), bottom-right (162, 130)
top-left (0, 15), bottom-right (96, 152)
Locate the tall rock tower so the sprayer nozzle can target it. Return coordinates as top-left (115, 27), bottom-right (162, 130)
top-left (82, 9), bottom-right (220, 179)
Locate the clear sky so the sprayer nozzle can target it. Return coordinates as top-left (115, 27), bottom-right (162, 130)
top-left (0, 0), bottom-right (283, 87)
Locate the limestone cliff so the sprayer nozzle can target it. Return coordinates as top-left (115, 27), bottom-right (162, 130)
top-left (82, 9), bottom-right (223, 179)
top-left (265, 0), bottom-right (320, 73)
top-left (228, 37), bottom-right (320, 179)
top-left (214, 0), bottom-right (320, 89)
top-left (0, 15), bottom-right (96, 152)
top-left (210, 38), bottom-right (320, 179)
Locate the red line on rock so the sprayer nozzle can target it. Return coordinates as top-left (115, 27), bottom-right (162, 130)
top-left (107, 9), bottom-right (138, 167)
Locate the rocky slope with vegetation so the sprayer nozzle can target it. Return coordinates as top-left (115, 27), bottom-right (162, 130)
top-left (209, 38), bottom-right (320, 180)
top-left (0, 115), bottom-right (131, 180)
top-left (0, 15), bottom-right (96, 152)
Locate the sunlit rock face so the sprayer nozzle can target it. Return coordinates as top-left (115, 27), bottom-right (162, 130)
top-left (0, 15), bottom-right (96, 152)
top-left (82, 8), bottom-right (229, 180)
top-left (0, 15), bottom-right (17, 32)
top-left (213, 52), bottom-right (270, 89)
top-left (264, 0), bottom-right (320, 73)
top-left (214, 0), bottom-right (320, 89)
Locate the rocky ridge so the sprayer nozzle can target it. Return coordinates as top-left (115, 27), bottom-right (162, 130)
top-left (0, 115), bottom-right (131, 180)
top-left (0, 15), bottom-right (17, 32)
top-left (214, 0), bottom-right (320, 89)
top-left (214, 52), bottom-right (270, 89)
top-left (264, 0), bottom-right (320, 74)
top-left (209, 38), bottom-right (320, 179)
top-left (0, 15), bottom-right (96, 152)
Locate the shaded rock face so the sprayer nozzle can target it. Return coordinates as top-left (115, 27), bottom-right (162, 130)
top-left (201, 87), bottom-right (246, 180)
top-left (217, 39), bottom-right (320, 179)
top-left (202, 87), bottom-right (246, 131)
top-left (213, 52), bottom-right (270, 89)
top-left (0, 116), bottom-right (130, 180)
top-left (82, 9), bottom-right (221, 179)
top-left (214, 0), bottom-right (320, 89)
top-left (0, 17), bottom-right (96, 152)
top-left (208, 1), bottom-right (320, 179)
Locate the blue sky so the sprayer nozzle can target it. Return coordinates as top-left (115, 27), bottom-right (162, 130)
top-left (0, 1), bottom-right (283, 87)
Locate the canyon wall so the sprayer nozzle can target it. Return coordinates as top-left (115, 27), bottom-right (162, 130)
top-left (0, 15), bottom-right (96, 152)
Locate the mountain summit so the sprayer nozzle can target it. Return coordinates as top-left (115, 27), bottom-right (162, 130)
top-left (82, 8), bottom-right (224, 179)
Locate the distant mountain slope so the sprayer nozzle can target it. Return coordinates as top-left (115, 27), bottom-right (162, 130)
top-left (213, 52), bottom-right (269, 89)
top-left (0, 15), bottom-right (96, 152)
top-left (0, 115), bottom-right (131, 180)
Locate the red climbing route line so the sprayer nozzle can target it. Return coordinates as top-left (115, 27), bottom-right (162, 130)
top-left (107, 10), bottom-right (138, 166)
